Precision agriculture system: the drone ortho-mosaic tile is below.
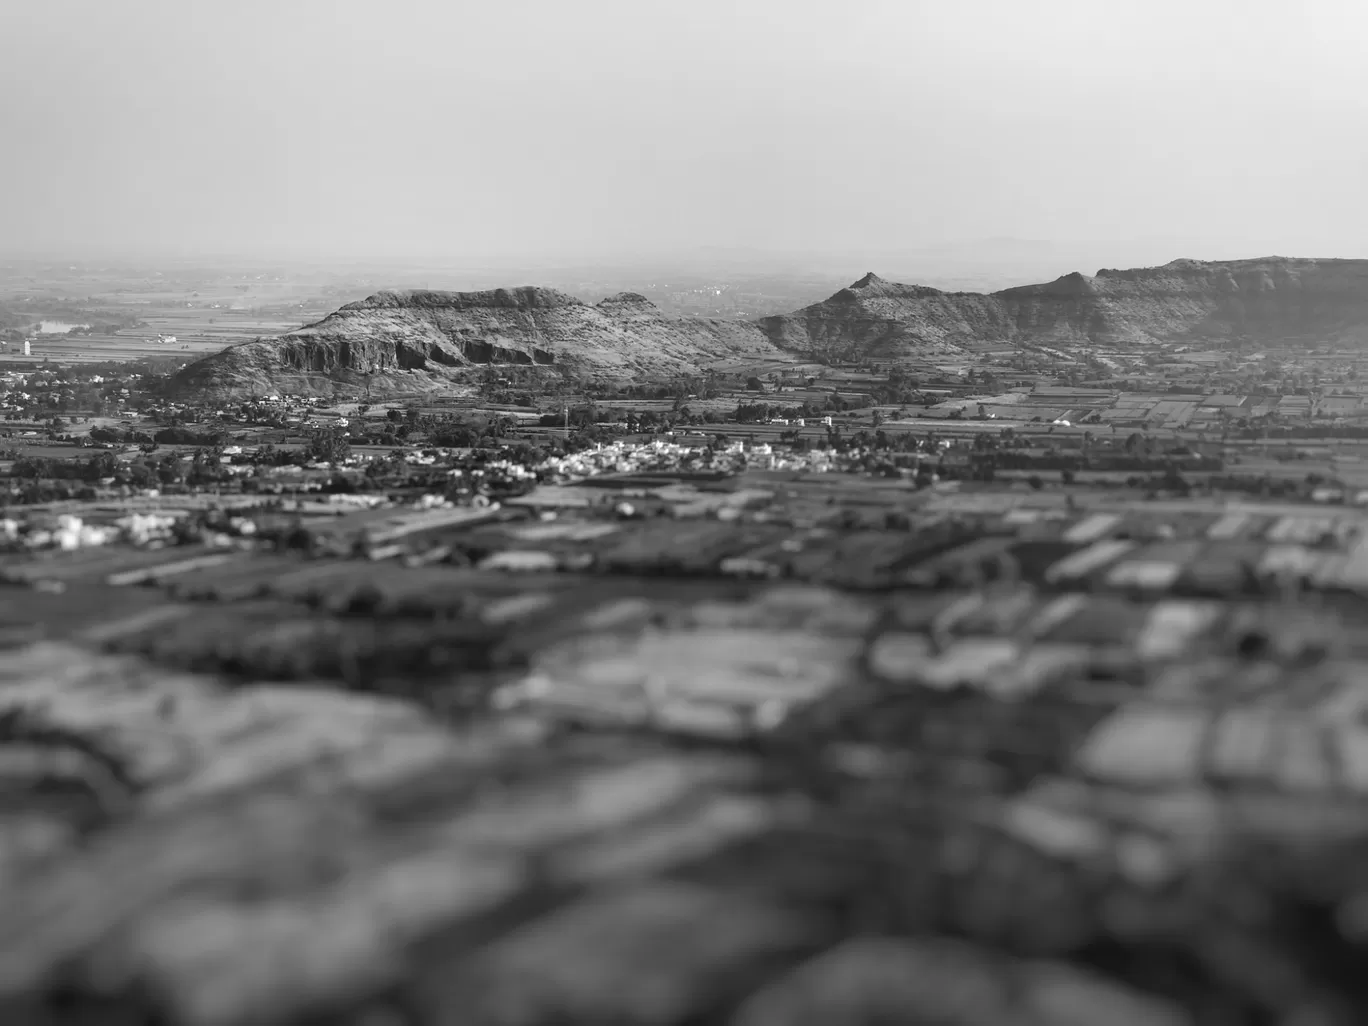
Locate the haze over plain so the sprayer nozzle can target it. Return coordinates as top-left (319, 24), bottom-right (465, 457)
top-left (11, 10), bottom-right (1368, 1022)
top-left (2, 0), bottom-right (1366, 276)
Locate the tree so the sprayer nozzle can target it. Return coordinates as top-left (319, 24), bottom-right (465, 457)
top-left (306, 426), bottom-right (351, 466)
top-left (127, 462), bottom-right (156, 488)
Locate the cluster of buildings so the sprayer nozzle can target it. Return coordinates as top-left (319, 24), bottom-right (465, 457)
top-left (0, 510), bottom-right (184, 553)
top-left (918, 386), bottom-right (1368, 430)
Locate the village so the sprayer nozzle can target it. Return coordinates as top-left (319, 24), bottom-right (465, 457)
top-left (5, 325), bottom-right (1368, 522)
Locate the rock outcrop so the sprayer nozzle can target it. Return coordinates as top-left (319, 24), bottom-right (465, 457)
top-left (170, 288), bottom-right (788, 397)
top-left (757, 273), bottom-right (1012, 362)
top-left (759, 258), bottom-right (1368, 361)
top-left (170, 257), bottom-right (1368, 397)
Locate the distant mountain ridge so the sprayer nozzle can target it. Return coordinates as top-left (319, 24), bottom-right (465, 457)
top-left (169, 256), bottom-right (1368, 396)
top-left (759, 257), bottom-right (1368, 361)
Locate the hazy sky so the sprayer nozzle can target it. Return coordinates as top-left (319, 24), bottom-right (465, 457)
top-left (3, 0), bottom-right (1366, 267)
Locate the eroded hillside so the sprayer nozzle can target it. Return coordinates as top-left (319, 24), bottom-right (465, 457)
top-left (169, 287), bottom-right (790, 397)
top-left (169, 257), bottom-right (1368, 396)
top-left (760, 258), bottom-right (1368, 360)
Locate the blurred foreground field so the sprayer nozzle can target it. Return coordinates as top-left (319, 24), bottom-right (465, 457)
top-left (4, 476), bottom-right (1368, 1025)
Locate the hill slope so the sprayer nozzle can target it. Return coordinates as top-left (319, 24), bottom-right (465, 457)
top-left (170, 257), bottom-right (1368, 396)
top-left (169, 287), bottom-right (789, 397)
top-left (759, 257), bottom-right (1368, 361)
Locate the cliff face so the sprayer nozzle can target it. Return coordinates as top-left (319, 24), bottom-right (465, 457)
top-left (170, 257), bottom-right (1368, 397)
top-left (170, 288), bottom-right (788, 396)
top-left (760, 258), bottom-right (1368, 359)
top-left (757, 272), bottom-right (1013, 362)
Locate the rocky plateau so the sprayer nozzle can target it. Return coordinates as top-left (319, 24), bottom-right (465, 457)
top-left (759, 257), bottom-right (1368, 361)
top-left (169, 257), bottom-right (1368, 397)
top-left (168, 287), bottom-right (788, 397)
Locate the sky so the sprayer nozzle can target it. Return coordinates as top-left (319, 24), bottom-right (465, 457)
top-left (2, 0), bottom-right (1367, 270)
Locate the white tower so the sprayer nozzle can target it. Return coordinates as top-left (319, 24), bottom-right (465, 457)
top-left (22, 340), bottom-right (31, 357)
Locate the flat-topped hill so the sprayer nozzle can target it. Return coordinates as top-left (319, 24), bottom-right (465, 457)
top-left (170, 257), bottom-right (1368, 396)
top-left (168, 287), bottom-right (788, 396)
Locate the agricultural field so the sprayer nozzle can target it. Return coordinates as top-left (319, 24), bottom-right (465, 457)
top-left (1, 330), bottom-right (237, 366)
top-left (0, 259), bottom-right (372, 367)
top-left (8, 452), bottom-right (1368, 1023)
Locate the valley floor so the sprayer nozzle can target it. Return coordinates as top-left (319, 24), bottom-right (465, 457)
top-left (2, 466), bottom-right (1368, 1025)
